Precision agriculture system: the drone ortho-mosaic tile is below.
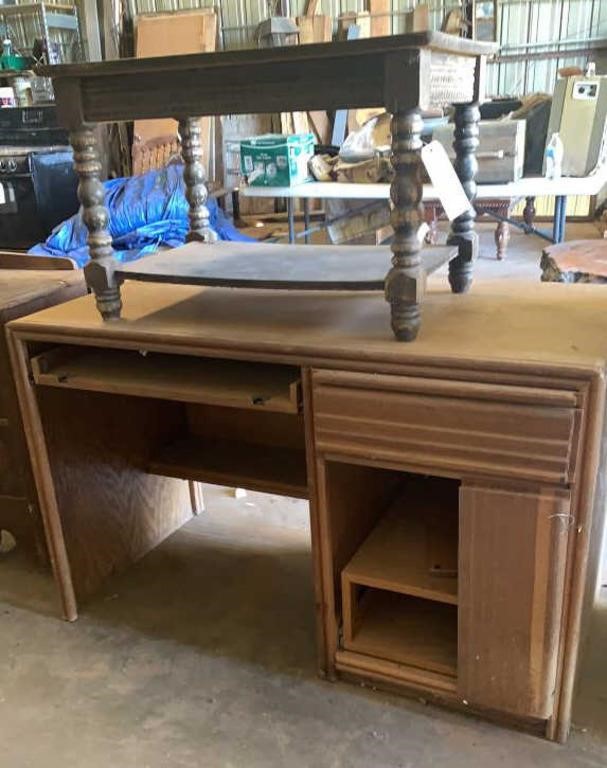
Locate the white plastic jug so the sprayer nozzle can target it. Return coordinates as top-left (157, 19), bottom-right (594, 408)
top-left (545, 133), bottom-right (564, 179)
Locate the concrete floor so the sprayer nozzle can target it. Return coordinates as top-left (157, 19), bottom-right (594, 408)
top-left (1, 223), bottom-right (607, 767)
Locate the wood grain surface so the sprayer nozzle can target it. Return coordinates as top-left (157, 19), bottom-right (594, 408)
top-left (8, 280), bottom-right (607, 376)
top-left (458, 483), bottom-right (571, 718)
top-left (38, 387), bottom-right (192, 601)
top-left (116, 242), bottom-right (456, 291)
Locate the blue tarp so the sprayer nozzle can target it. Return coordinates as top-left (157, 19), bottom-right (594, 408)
top-left (29, 163), bottom-right (252, 267)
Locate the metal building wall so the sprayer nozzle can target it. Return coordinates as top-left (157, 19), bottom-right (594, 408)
top-left (490, 0), bottom-right (606, 97)
top-left (125, 0), bottom-right (604, 96)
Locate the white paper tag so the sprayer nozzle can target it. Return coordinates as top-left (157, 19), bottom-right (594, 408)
top-left (421, 141), bottom-right (472, 221)
top-left (0, 183), bottom-right (6, 206)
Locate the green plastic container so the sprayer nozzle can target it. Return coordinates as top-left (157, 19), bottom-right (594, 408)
top-left (240, 133), bottom-right (314, 187)
top-left (0, 55), bottom-right (31, 71)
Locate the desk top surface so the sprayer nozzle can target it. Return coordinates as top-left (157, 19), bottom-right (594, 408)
top-left (39, 32), bottom-right (495, 80)
top-left (0, 269), bottom-right (83, 315)
top-left (9, 278), bottom-right (607, 378)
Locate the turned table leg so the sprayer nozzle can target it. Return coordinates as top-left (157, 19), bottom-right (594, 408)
top-left (179, 116), bottom-right (217, 243)
top-left (494, 220), bottom-right (510, 260)
top-left (385, 109), bottom-right (425, 342)
top-left (523, 196), bottom-right (536, 230)
top-left (71, 126), bottom-right (121, 320)
top-left (448, 102), bottom-right (480, 294)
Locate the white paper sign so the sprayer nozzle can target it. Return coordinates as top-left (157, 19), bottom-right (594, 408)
top-left (421, 140), bottom-right (473, 222)
top-left (0, 182), bottom-right (5, 206)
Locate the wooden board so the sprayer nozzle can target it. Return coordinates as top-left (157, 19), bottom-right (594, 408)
top-left (458, 483), bottom-right (571, 719)
top-left (368, 0), bottom-right (391, 37)
top-left (297, 14), bottom-right (333, 45)
top-left (0, 270), bottom-right (84, 316)
top-left (116, 241), bottom-right (456, 291)
top-left (149, 434), bottom-right (308, 499)
top-left (133, 10), bottom-right (217, 166)
top-left (295, 12), bottom-right (333, 145)
top-left (186, 403), bottom-right (305, 450)
top-left (342, 477), bottom-right (459, 605)
top-left (32, 347), bottom-right (301, 414)
top-left (342, 589), bottom-right (458, 677)
top-left (0, 252), bottom-right (76, 271)
top-left (37, 387), bottom-right (193, 603)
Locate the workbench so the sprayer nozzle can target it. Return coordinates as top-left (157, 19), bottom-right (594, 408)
top-left (7, 276), bottom-right (607, 743)
top-left (40, 31), bottom-right (495, 341)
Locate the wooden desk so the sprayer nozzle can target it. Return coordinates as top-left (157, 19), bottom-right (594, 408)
top-left (40, 32), bottom-right (495, 341)
top-left (7, 280), bottom-right (607, 742)
top-left (0, 268), bottom-right (85, 559)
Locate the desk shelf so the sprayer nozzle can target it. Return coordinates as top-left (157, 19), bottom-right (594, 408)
top-left (331, 469), bottom-right (460, 680)
top-left (342, 487), bottom-right (459, 606)
top-left (149, 434), bottom-right (309, 499)
top-left (344, 590), bottom-right (458, 677)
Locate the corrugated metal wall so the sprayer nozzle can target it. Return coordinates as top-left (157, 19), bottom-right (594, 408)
top-left (126, 0), bottom-right (604, 96)
top-left (490, 0), bottom-right (606, 96)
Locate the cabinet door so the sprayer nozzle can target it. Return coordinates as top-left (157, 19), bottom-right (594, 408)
top-left (458, 484), bottom-right (571, 719)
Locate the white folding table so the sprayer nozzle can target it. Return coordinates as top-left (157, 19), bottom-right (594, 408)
top-left (241, 166), bottom-right (607, 245)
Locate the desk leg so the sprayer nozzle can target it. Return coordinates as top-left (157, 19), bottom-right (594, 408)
top-left (179, 116), bottom-right (217, 243)
top-left (385, 108), bottom-right (424, 342)
top-left (71, 126), bottom-right (122, 321)
top-left (448, 102), bottom-right (480, 294)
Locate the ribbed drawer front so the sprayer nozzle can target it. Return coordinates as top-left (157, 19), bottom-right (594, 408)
top-left (312, 371), bottom-right (580, 485)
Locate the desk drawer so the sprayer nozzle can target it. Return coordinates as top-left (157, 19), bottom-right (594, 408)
top-left (312, 371), bottom-right (580, 485)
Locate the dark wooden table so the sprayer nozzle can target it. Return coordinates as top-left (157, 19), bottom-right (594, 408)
top-left (40, 32), bottom-right (496, 341)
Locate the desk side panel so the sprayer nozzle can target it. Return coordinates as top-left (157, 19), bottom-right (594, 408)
top-left (37, 386), bottom-right (192, 602)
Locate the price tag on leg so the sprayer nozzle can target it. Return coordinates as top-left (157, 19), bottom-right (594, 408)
top-left (421, 140), bottom-right (472, 221)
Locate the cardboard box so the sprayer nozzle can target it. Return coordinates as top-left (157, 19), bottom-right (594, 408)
top-left (240, 133), bottom-right (314, 187)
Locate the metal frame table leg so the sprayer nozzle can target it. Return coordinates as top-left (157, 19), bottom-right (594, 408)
top-left (303, 198), bottom-right (310, 244)
top-left (287, 198), bottom-right (295, 244)
top-left (553, 195), bottom-right (567, 243)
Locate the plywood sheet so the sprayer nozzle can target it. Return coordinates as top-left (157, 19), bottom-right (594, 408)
top-left (133, 11), bottom-right (217, 166)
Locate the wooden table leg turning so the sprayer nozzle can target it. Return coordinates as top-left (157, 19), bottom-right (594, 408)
top-left (385, 108), bottom-right (425, 342)
top-left (71, 125), bottom-right (122, 321)
top-left (448, 101), bottom-right (480, 293)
